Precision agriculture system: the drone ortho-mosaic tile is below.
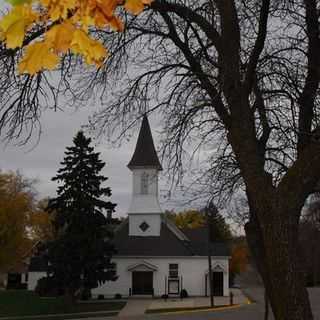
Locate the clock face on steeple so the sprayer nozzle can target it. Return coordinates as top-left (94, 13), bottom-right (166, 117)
top-left (141, 172), bottom-right (149, 194)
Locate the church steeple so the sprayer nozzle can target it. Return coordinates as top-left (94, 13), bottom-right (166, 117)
top-left (127, 115), bottom-right (162, 171)
top-left (127, 114), bottom-right (163, 237)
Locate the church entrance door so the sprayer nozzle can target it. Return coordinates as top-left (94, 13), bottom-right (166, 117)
top-left (212, 272), bottom-right (224, 296)
top-left (132, 271), bottom-right (153, 295)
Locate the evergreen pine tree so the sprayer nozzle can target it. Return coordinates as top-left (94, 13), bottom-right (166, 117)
top-left (46, 131), bottom-right (117, 299)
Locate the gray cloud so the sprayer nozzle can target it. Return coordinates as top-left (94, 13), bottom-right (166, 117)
top-left (0, 107), bottom-right (133, 216)
top-left (0, 2), bottom-right (196, 216)
top-left (0, 106), bottom-right (186, 217)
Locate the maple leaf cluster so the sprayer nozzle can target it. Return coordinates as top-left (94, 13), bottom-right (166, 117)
top-left (0, 0), bottom-right (152, 74)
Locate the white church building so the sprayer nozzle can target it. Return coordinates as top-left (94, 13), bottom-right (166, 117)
top-left (28, 115), bottom-right (230, 297)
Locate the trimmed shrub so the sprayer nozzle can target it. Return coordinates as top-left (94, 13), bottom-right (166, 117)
top-left (97, 294), bottom-right (105, 300)
top-left (80, 288), bottom-right (92, 300)
top-left (114, 293), bottom-right (122, 299)
top-left (180, 289), bottom-right (189, 298)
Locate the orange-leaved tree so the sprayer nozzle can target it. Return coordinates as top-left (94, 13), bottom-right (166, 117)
top-left (28, 198), bottom-right (55, 243)
top-left (0, 171), bottom-right (35, 272)
top-left (229, 238), bottom-right (249, 277)
top-left (0, 171), bottom-right (53, 274)
top-left (229, 236), bottom-right (250, 287)
top-left (0, 0), bottom-right (152, 74)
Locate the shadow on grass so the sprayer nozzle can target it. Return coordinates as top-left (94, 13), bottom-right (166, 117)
top-left (0, 290), bottom-right (125, 318)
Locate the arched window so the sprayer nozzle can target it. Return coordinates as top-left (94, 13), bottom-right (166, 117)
top-left (141, 172), bottom-right (149, 194)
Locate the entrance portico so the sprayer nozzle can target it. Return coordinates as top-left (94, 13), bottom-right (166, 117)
top-left (128, 261), bottom-right (157, 295)
top-left (205, 263), bottom-right (228, 297)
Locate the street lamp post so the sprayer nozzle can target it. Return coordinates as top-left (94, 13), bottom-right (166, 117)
top-left (206, 201), bottom-right (217, 308)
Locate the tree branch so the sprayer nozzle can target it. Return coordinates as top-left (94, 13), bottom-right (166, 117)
top-left (243, 0), bottom-right (270, 95)
top-left (158, 10), bottom-right (231, 128)
top-left (297, 0), bottom-right (320, 155)
top-left (151, 0), bottom-right (222, 53)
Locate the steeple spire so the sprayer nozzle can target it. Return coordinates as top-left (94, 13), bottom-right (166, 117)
top-left (127, 114), bottom-right (163, 171)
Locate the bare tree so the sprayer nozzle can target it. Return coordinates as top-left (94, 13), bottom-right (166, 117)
top-left (1, 1), bottom-right (320, 319)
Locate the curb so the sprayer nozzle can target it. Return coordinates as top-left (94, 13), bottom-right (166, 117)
top-left (240, 288), bottom-right (256, 304)
top-left (146, 303), bottom-right (245, 315)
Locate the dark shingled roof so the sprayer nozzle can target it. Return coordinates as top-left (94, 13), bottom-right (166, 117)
top-left (114, 221), bottom-right (193, 256)
top-left (113, 221), bottom-right (230, 257)
top-left (181, 228), bottom-right (231, 256)
top-left (127, 115), bottom-right (163, 170)
top-left (28, 223), bottom-right (230, 272)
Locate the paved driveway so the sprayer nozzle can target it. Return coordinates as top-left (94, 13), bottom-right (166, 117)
top-left (79, 303), bottom-right (266, 320)
top-left (242, 287), bottom-right (320, 320)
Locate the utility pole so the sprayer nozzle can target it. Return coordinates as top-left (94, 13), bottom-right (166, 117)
top-left (206, 201), bottom-right (217, 308)
top-left (264, 289), bottom-right (269, 320)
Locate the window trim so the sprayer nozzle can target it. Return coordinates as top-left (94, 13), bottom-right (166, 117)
top-left (168, 279), bottom-right (180, 294)
top-left (141, 172), bottom-right (149, 194)
top-left (168, 263), bottom-right (179, 279)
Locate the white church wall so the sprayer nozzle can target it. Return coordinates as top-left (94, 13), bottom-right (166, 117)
top-left (132, 169), bottom-right (158, 196)
top-left (92, 256), bottom-right (229, 297)
top-left (223, 261), bottom-right (229, 296)
top-left (28, 272), bottom-right (46, 291)
top-left (128, 214), bottom-right (161, 236)
top-left (27, 258), bottom-right (229, 297)
top-left (127, 196), bottom-right (162, 214)
top-left (128, 168), bottom-right (162, 216)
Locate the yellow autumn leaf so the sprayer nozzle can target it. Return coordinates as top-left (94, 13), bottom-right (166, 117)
top-left (45, 21), bottom-right (75, 53)
top-left (41, 0), bottom-right (77, 21)
top-left (3, 20), bottom-right (26, 48)
top-left (18, 42), bottom-right (59, 74)
top-left (124, 0), bottom-right (152, 15)
top-left (82, 0), bottom-right (123, 30)
top-left (98, 0), bottom-right (119, 17)
top-left (0, 4), bottom-right (37, 48)
top-left (107, 15), bottom-right (124, 31)
top-left (0, 0), bottom-right (153, 74)
top-left (70, 29), bottom-right (107, 66)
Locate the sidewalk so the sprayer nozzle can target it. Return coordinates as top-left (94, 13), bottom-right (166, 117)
top-left (118, 299), bottom-right (152, 317)
top-left (147, 289), bottom-right (247, 312)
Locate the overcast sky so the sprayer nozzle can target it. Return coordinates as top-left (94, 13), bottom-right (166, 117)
top-left (0, 1), bottom-right (205, 219)
top-left (0, 1), bottom-right (186, 217)
top-left (0, 105), bottom-right (185, 217)
top-left (0, 2), bottom-right (245, 237)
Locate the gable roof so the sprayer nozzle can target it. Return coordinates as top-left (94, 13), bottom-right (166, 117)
top-left (114, 219), bottom-right (193, 256)
top-left (181, 228), bottom-right (231, 256)
top-left (127, 115), bottom-right (163, 170)
top-left (113, 218), bottom-right (230, 257)
top-left (28, 220), bottom-right (230, 272)
top-left (127, 261), bottom-right (158, 271)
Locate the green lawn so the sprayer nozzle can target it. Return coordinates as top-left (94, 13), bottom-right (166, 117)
top-left (0, 290), bottom-right (126, 318)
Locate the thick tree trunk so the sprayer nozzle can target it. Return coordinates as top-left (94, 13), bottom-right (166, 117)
top-left (245, 210), bottom-right (314, 320)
